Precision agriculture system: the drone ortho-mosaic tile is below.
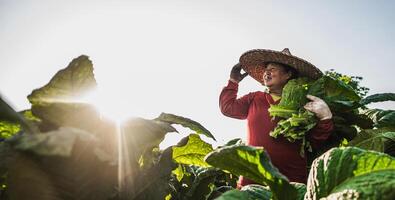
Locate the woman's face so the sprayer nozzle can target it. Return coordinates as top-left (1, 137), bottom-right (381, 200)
top-left (263, 63), bottom-right (292, 89)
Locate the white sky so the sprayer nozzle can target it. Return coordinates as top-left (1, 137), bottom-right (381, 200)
top-left (1, 0), bottom-right (394, 147)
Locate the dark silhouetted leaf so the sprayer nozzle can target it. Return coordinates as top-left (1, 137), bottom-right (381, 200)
top-left (223, 138), bottom-right (243, 146)
top-left (121, 117), bottom-right (177, 157)
top-left (155, 113), bottom-right (216, 141)
top-left (360, 93), bottom-right (395, 105)
top-left (7, 128), bottom-right (117, 200)
top-left (12, 127), bottom-right (99, 157)
top-left (31, 102), bottom-right (101, 132)
top-left (0, 97), bottom-right (38, 134)
top-left (26, 55), bottom-right (99, 132)
top-left (27, 55), bottom-right (96, 105)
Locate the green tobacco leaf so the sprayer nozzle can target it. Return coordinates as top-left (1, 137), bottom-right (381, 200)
top-left (361, 109), bottom-right (395, 128)
top-left (186, 168), bottom-right (220, 200)
top-left (223, 138), bottom-right (243, 146)
top-left (348, 128), bottom-right (395, 153)
top-left (0, 120), bottom-right (20, 139)
top-left (172, 164), bottom-right (186, 182)
top-left (27, 55), bottom-right (97, 105)
top-left (313, 76), bottom-right (361, 102)
top-left (216, 185), bottom-right (272, 200)
top-left (173, 134), bottom-right (213, 167)
top-left (291, 182), bottom-right (307, 200)
top-left (268, 105), bottom-right (297, 119)
top-left (240, 184), bottom-right (272, 200)
top-left (308, 76), bottom-right (361, 112)
top-left (155, 112), bottom-right (216, 141)
top-left (324, 170), bottom-right (395, 200)
top-left (215, 190), bottom-right (250, 200)
top-left (205, 145), bottom-right (298, 200)
top-left (128, 146), bottom-right (177, 200)
top-left (268, 78), bottom-right (312, 119)
top-left (275, 78), bottom-right (312, 111)
top-left (360, 93), bottom-right (395, 105)
top-left (305, 147), bottom-right (395, 200)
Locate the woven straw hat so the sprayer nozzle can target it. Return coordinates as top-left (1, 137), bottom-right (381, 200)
top-left (239, 48), bottom-right (323, 84)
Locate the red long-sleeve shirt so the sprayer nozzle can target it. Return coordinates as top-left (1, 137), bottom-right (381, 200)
top-left (219, 80), bottom-right (333, 186)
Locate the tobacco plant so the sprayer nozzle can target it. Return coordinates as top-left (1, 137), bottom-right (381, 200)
top-left (0, 55), bottom-right (394, 200)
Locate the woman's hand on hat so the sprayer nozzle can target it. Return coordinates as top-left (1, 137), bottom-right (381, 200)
top-left (230, 63), bottom-right (248, 83)
top-left (304, 95), bottom-right (332, 120)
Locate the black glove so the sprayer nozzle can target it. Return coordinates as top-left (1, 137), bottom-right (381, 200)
top-left (230, 63), bottom-right (248, 83)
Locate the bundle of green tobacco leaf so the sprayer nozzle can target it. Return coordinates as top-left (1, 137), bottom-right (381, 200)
top-left (268, 75), bottom-right (361, 156)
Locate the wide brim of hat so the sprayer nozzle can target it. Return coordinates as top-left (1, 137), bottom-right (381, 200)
top-left (239, 49), bottom-right (323, 84)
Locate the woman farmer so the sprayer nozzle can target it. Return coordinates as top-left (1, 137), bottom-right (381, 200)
top-left (219, 48), bottom-right (333, 188)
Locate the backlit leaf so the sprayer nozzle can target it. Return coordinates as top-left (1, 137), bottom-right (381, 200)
top-left (155, 113), bottom-right (216, 141)
top-left (173, 134), bottom-right (213, 167)
top-left (205, 145), bottom-right (297, 200)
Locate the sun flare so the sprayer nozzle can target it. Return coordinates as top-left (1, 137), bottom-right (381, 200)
top-left (80, 88), bottom-right (133, 124)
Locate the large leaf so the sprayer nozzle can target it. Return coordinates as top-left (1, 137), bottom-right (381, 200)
top-left (308, 76), bottom-right (361, 111)
top-left (323, 170), bottom-right (395, 200)
top-left (270, 78), bottom-right (312, 113)
top-left (27, 55), bottom-right (96, 105)
top-left (172, 134), bottom-right (213, 167)
top-left (30, 102), bottom-right (102, 132)
top-left (185, 167), bottom-right (219, 200)
top-left (214, 190), bottom-right (250, 200)
top-left (10, 127), bottom-right (102, 157)
top-left (305, 147), bottom-right (395, 199)
top-left (155, 112), bottom-right (216, 141)
top-left (291, 182), bottom-right (307, 200)
top-left (171, 164), bottom-right (238, 200)
top-left (205, 145), bottom-right (298, 200)
top-left (122, 146), bottom-right (177, 200)
top-left (7, 128), bottom-right (117, 200)
top-left (118, 117), bottom-right (177, 185)
top-left (360, 93), bottom-right (395, 105)
top-left (215, 185), bottom-right (272, 200)
top-left (26, 55), bottom-right (98, 132)
top-left (348, 128), bottom-right (395, 154)
top-left (121, 117), bottom-right (177, 157)
top-left (361, 109), bottom-right (395, 128)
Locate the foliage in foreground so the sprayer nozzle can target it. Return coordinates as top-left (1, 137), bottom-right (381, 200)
top-left (1, 55), bottom-right (394, 200)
